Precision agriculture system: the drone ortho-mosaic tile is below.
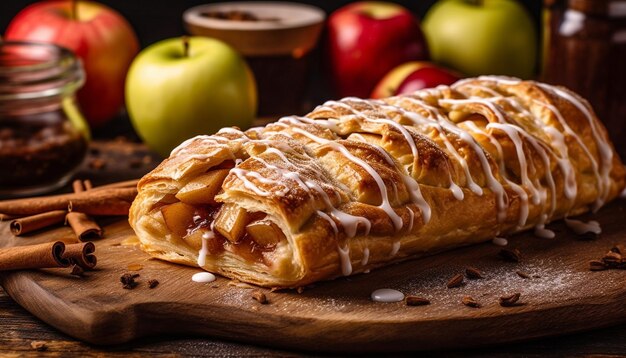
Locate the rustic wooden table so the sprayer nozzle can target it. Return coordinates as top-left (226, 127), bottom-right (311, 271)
top-left (1, 139), bottom-right (625, 356)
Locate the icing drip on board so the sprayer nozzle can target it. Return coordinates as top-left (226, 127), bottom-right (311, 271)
top-left (371, 288), bottom-right (404, 303)
top-left (565, 219), bottom-right (602, 235)
top-left (492, 237), bottom-right (508, 246)
top-left (192, 272), bottom-right (216, 283)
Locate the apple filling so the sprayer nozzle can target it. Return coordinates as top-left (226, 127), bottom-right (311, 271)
top-left (159, 167), bottom-right (287, 266)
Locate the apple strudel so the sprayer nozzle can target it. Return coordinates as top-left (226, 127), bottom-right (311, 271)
top-left (129, 76), bottom-right (626, 287)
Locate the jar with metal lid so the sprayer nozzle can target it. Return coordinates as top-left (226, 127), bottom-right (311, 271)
top-left (0, 41), bottom-right (89, 197)
top-left (542, 0), bottom-right (626, 158)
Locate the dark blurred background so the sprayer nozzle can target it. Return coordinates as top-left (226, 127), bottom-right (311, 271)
top-left (0, 1), bottom-right (544, 139)
top-left (0, 1), bottom-right (542, 48)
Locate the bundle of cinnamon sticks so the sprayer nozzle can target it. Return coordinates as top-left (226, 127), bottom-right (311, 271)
top-left (1, 179), bottom-right (138, 241)
top-left (0, 178), bottom-right (138, 273)
top-left (0, 241), bottom-right (96, 271)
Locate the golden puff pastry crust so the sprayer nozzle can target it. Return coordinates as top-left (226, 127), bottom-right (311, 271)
top-left (129, 76), bottom-right (626, 288)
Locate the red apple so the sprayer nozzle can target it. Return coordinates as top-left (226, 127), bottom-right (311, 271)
top-left (328, 1), bottom-right (429, 98)
top-left (371, 61), bottom-right (461, 98)
top-left (5, 0), bottom-right (139, 127)
top-left (396, 66), bottom-right (460, 95)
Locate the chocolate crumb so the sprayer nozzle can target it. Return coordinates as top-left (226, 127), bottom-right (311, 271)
top-left (516, 271), bottom-right (531, 279)
top-left (148, 279), bottom-right (159, 289)
top-left (297, 286), bottom-right (305, 294)
top-left (70, 264), bottom-right (84, 277)
top-left (532, 274), bottom-right (541, 278)
top-left (446, 273), bottom-right (464, 288)
top-left (406, 296), bottom-right (430, 306)
top-left (30, 341), bottom-right (47, 351)
top-left (252, 290), bottom-right (268, 304)
top-left (611, 244), bottom-right (626, 255)
top-left (465, 266), bottom-right (483, 279)
top-left (602, 251), bottom-right (622, 265)
top-left (499, 293), bottom-right (521, 307)
top-left (589, 260), bottom-right (608, 271)
top-left (121, 273), bottom-right (140, 289)
top-left (462, 296), bottom-right (481, 308)
top-left (499, 248), bottom-right (522, 262)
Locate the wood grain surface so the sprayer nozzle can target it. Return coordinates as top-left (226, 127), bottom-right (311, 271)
top-left (1, 196), bottom-right (625, 352)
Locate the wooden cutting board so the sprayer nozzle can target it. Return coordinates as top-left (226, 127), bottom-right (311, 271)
top-left (1, 199), bottom-right (625, 353)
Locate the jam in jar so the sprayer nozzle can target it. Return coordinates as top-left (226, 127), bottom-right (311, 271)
top-left (0, 41), bottom-right (89, 197)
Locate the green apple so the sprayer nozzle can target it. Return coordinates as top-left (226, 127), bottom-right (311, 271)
top-left (126, 36), bottom-right (257, 157)
top-left (423, 0), bottom-right (536, 78)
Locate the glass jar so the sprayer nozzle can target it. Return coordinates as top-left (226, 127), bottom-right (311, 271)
top-left (542, 0), bottom-right (626, 158)
top-left (0, 41), bottom-right (89, 197)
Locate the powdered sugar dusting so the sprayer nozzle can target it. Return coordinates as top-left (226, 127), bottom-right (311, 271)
top-left (394, 257), bottom-right (589, 309)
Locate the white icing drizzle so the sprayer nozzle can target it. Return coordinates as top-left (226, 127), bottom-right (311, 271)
top-left (407, 207), bottom-right (415, 232)
top-left (337, 244), bottom-right (352, 276)
top-left (371, 288), bottom-right (404, 303)
top-left (449, 182), bottom-right (464, 200)
top-left (487, 123), bottom-right (542, 218)
top-left (537, 83), bottom-right (613, 211)
top-left (229, 168), bottom-right (273, 197)
top-left (565, 218), bottom-right (602, 235)
top-left (475, 76), bottom-right (612, 212)
top-left (306, 179), bottom-right (371, 238)
top-left (390, 241), bottom-right (401, 257)
top-left (361, 247), bottom-right (370, 266)
top-left (170, 135), bottom-right (230, 157)
top-left (534, 214), bottom-right (556, 239)
top-left (543, 126), bottom-right (577, 201)
top-left (192, 272), bottom-right (216, 283)
top-left (396, 96), bottom-right (482, 197)
top-left (293, 126), bottom-right (404, 231)
top-left (197, 231), bottom-right (215, 267)
top-left (291, 111), bottom-right (432, 224)
top-left (462, 121), bottom-right (530, 226)
top-left (317, 210), bottom-right (338, 234)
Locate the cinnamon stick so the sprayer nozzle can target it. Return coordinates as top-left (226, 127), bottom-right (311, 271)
top-left (72, 179), bottom-right (85, 194)
top-left (0, 187), bottom-right (137, 216)
top-left (92, 179), bottom-right (139, 191)
top-left (66, 212), bottom-right (102, 241)
top-left (67, 180), bottom-right (102, 241)
top-left (62, 242), bottom-right (97, 270)
top-left (0, 213), bottom-right (16, 221)
top-left (10, 210), bottom-right (67, 236)
top-left (0, 241), bottom-right (71, 271)
top-left (83, 179), bottom-right (93, 191)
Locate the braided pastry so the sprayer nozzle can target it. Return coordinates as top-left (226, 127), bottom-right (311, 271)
top-left (129, 76), bottom-right (626, 287)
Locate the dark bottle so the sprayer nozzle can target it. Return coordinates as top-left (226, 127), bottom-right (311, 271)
top-left (543, 0), bottom-right (626, 158)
